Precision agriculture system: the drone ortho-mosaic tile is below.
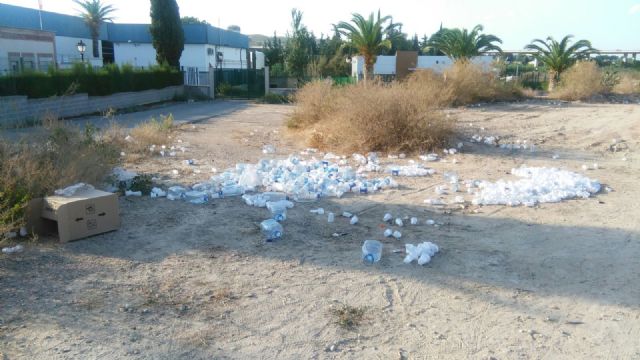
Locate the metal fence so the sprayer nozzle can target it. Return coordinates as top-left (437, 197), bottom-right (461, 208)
top-left (215, 68), bottom-right (265, 99)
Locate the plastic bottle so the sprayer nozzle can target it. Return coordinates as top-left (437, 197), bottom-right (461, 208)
top-left (410, 217), bottom-right (418, 225)
top-left (392, 231), bottom-right (402, 239)
top-left (167, 186), bottom-right (187, 201)
top-left (327, 212), bottom-right (335, 223)
top-left (395, 218), bottom-right (404, 227)
top-left (310, 208), bottom-right (325, 215)
top-left (384, 229), bottom-right (393, 237)
top-left (220, 185), bottom-right (245, 197)
top-left (294, 191), bottom-right (320, 202)
top-left (362, 240), bottom-right (382, 264)
top-left (260, 219), bottom-right (283, 242)
top-left (267, 202), bottom-right (288, 222)
top-left (350, 216), bottom-right (359, 225)
top-left (383, 213), bottom-right (393, 222)
top-left (184, 191), bottom-right (208, 204)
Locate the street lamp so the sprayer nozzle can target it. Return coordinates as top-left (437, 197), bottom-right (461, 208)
top-left (76, 40), bottom-right (86, 62)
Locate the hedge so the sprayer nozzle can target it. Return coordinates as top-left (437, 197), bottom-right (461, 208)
top-left (0, 65), bottom-right (183, 98)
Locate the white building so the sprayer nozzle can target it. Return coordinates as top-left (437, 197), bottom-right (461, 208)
top-left (351, 54), bottom-right (496, 79)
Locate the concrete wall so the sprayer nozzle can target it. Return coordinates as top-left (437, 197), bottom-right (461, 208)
top-left (0, 86), bottom-right (183, 126)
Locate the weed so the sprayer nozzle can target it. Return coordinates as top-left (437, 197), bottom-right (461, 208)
top-left (330, 304), bottom-right (367, 330)
top-left (613, 72), bottom-right (640, 94)
top-left (127, 114), bottom-right (175, 154)
top-left (260, 93), bottom-right (291, 104)
top-left (552, 61), bottom-right (604, 100)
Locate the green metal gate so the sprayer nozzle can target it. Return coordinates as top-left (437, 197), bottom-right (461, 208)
top-left (214, 69), bottom-right (265, 99)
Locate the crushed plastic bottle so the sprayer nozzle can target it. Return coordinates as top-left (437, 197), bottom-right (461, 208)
top-left (327, 212), bottom-right (335, 223)
top-left (350, 216), bottom-right (359, 225)
top-left (395, 218), bottom-right (404, 227)
top-left (384, 229), bottom-right (393, 237)
top-left (150, 187), bottom-right (167, 198)
top-left (404, 242), bottom-right (439, 265)
top-left (383, 213), bottom-right (393, 222)
top-left (267, 202), bottom-right (288, 222)
top-left (392, 231), bottom-right (402, 239)
top-left (342, 212), bottom-right (353, 218)
top-left (310, 208), bottom-right (325, 215)
top-left (362, 240), bottom-right (382, 264)
top-left (2, 244), bottom-right (24, 254)
top-left (260, 219), bottom-right (283, 242)
top-left (262, 144), bottom-right (276, 154)
top-left (125, 190), bottom-right (142, 197)
top-left (184, 191), bottom-right (208, 204)
top-left (410, 217), bottom-right (418, 225)
top-left (219, 185), bottom-right (245, 197)
top-left (167, 186), bottom-right (187, 201)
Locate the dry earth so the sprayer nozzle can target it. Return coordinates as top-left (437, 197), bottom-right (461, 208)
top-left (1, 100), bottom-right (639, 359)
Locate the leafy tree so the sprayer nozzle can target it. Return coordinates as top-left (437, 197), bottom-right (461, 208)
top-left (181, 16), bottom-right (209, 25)
top-left (264, 32), bottom-right (285, 68)
top-left (411, 34), bottom-right (421, 52)
top-left (285, 9), bottom-right (314, 82)
top-left (427, 24), bottom-right (502, 61)
top-left (150, 0), bottom-right (185, 68)
top-left (424, 25), bottom-right (446, 55)
top-left (74, 0), bottom-right (116, 58)
top-left (227, 25), bottom-right (241, 32)
top-left (525, 35), bottom-right (596, 91)
top-left (336, 11), bottom-right (401, 83)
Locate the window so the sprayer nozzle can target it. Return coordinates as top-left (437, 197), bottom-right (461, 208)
top-left (37, 53), bottom-right (54, 71)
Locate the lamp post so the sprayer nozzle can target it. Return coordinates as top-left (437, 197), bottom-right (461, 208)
top-left (76, 40), bottom-right (86, 62)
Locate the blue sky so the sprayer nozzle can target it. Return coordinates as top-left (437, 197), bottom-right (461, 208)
top-left (2, 0), bottom-right (639, 49)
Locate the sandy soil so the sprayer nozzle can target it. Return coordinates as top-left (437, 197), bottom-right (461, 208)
top-left (1, 100), bottom-right (639, 359)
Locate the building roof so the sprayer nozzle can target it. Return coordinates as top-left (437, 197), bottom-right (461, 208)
top-left (0, 3), bottom-right (249, 48)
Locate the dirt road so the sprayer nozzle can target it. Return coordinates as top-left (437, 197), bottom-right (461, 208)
top-left (1, 100), bottom-right (639, 359)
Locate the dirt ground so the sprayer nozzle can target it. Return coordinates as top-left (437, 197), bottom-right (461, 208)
top-left (1, 100), bottom-right (639, 359)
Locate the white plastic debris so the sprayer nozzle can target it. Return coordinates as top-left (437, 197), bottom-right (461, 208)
top-left (419, 153), bottom-right (439, 162)
top-left (410, 217), bottom-right (418, 225)
top-left (472, 166), bottom-right (601, 207)
top-left (383, 213), bottom-right (393, 222)
top-left (342, 212), bottom-right (353, 218)
top-left (54, 183), bottom-right (95, 197)
top-left (262, 144), bottom-right (276, 154)
top-left (454, 196), bottom-right (465, 204)
top-left (392, 231), bottom-right (402, 239)
top-left (387, 165), bottom-right (435, 177)
top-left (2, 244), bottom-right (24, 254)
top-left (125, 190), bottom-right (142, 197)
top-left (350, 216), bottom-right (359, 225)
top-left (19, 227), bottom-right (27, 237)
top-left (404, 242), bottom-right (439, 265)
top-left (384, 229), bottom-right (393, 237)
top-left (150, 187), bottom-right (167, 198)
top-left (310, 208), bottom-right (325, 215)
top-left (112, 168), bottom-right (136, 182)
top-left (425, 219), bottom-right (436, 225)
top-left (395, 218), bottom-right (404, 227)
top-left (424, 199), bottom-right (447, 206)
top-left (327, 212), bottom-right (335, 223)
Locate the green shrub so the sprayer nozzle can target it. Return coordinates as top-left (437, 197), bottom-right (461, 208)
top-left (0, 64), bottom-right (183, 98)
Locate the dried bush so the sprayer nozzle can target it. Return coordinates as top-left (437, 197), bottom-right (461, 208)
top-left (290, 76), bottom-right (453, 153)
top-left (552, 61), bottom-right (604, 100)
top-left (444, 62), bottom-right (522, 105)
top-left (1, 116), bottom-right (120, 236)
top-left (613, 72), bottom-right (640, 94)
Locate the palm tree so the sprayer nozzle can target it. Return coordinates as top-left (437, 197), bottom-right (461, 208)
top-left (525, 35), bottom-right (596, 91)
top-left (427, 24), bottom-right (502, 62)
top-left (74, 0), bottom-right (116, 58)
top-left (336, 11), bottom-right (401, 83)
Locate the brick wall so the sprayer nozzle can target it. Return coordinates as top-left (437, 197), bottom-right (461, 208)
top-left (0, 86), bottom-right (184, 126)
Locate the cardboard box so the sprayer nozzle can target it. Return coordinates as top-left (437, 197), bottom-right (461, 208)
top-left (27, 189), bottom-right (120, 242)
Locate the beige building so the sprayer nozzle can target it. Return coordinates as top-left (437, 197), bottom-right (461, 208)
top-left (0, 26), bottom-right (56, 74)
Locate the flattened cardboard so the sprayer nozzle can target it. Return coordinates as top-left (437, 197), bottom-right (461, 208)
top-left (36, 189), bottom-right (120, 242)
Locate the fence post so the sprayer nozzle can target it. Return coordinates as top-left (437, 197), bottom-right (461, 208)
top-left (264, 66), bottom-right (270, 95)
top-left (208, 67), bottom-right (215, 100)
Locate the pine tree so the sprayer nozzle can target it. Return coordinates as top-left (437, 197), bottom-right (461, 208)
top-left (149, 0), bottom-right (184, 67)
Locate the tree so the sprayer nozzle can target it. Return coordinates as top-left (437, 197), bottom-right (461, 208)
top-left (285, 9), bottom-right (314, 82)
top-left (74, 0), bottom-right (116, 58)
top-left (427, 24), bottom-right (502, 61)
top-left (336, 11), bottom-right (400, 83)
top-left (227, 25), bottom-right (241, 32)
top-left (150, 0), bottom-right (185, 68)
top-left (525, 35), bottom-right (596, 91)
top-left (264, 32), bottom-right (285, 67)
top-left (181, 16), bottom-right (209, 25)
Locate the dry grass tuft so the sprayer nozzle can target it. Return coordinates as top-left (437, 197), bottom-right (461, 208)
top-left (330, 304), bottom-right (367, 330)
top-left (613, 72), bottom-right (640, 94)
top-left (552, 61), bottom-right (604, 100)
top-left (126, 114), bottom-right (175, 154)
top-left (444, 62), bottom-right (521, 105)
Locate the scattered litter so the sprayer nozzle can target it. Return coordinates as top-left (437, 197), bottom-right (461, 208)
top-left (54, 183), bottom-right (95, 197)
top-left (185, 159), bottom-right (195, 165)
top-left (454, 196), bottom-right (465, 204)
top-left (404, 242), bottom-right (439, 265)
top-left (332, 232), bottom-right (348, 237)
top-left (424, 199), bottom-right (447, 206)
top-left (2, 244), bottom-right (24, 254)
top-left (472, 166), bottom-right (601, 207)
top-left (362, 240), bottom-right (382, 264)
top-left (552, 154), bottom-right (560, 159)
top-left (19, 227), bottom-right (27, 237)
top-left (419, 153), bottom-right (439, 162)
top-left (410, 217), bottom-right (418, 225)
top-left (262, 145), bottom-right (276, 154)
top-left (166, 186), bottom-right (187, 200)
top-left (310, 208), bottom-right (325, 215)
top-left (395, 218), bottom-right (404, 227)
top-left (425, 219), bottom-right (436, 225)
top-left (327, 212), bottom-right (335, 223)
top-left (392, 231), bottom-right (402, 239)
top-left (125, 190), bottom-right (142, 197)
top-left (350, 216), bottom-right (359, 225)
top-left (184, 191), bottom-right (208, 204)
top-left (387, 165), bottom-right (435, 177)
top-left (171, 169), bottom-right (179, 175)
top-left (383, 213), bottom-right (393, 222)
top-left (384, 229), bottom-right (393, 237)
top-left (260, 219), bottom-right (283, 242)
top-left (471, 135), bottom-right (499, 146)
top-left (342, 212), bottom-right (353, 218)
top-left (150, 187), bottom-right (167, 198)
